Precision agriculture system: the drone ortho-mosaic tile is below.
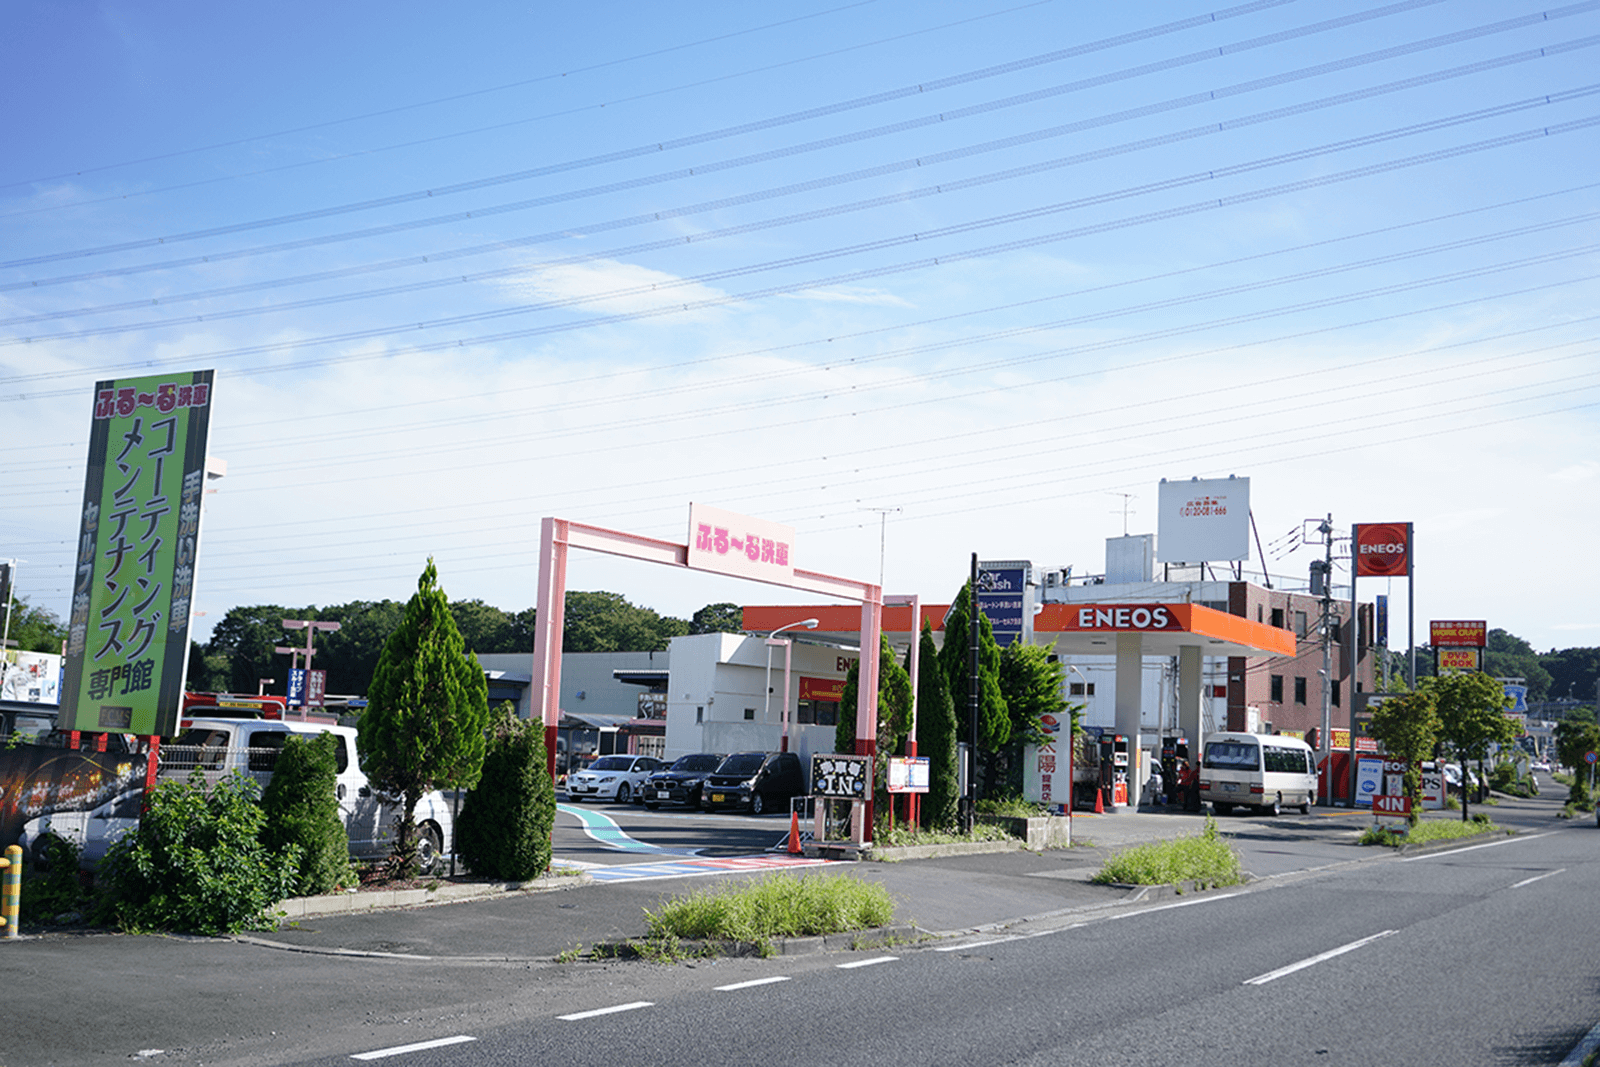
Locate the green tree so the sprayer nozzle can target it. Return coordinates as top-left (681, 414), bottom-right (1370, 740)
top-left (1000, 642), bottom-right (1068, 748)
top-left (2, 596), bottom-right (68, 654)
top-left (313, 599), bottom-right (406, 695)
top-left (561, 591), bottom-right (689, 652)
top-left (1367, 688), bottom-right (1441, 825)
top-left (689, 602), bottom-right (745, 635)
top-left (835, 633), bottom-right (914, 758)
top-left (1483, 629), bottom-right (1551, 699)
top-left (1554, 715), bottom-right (1600, 805)
top-left (202, 604), bottom-right (296, 694)
top-left (1430, 671), bottom-right (1517, 822)
top-left (1542, 646), bottom-right (1600, 701)
top-left (456, 705), bottom-right (556, 881)
top-left (913, 621), bottom-right (960, 830)
top-left (358, 559), bottom-right (490, 873)
top-left (259, 732), bottom-right (353, 896)
top-left (449, 599), bottom-right (519, 655)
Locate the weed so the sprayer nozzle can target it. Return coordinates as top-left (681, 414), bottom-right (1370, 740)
top-left (643, 871), bottom-right (894, 955)
top-left (1090, 815), bottom-right (1244, 888)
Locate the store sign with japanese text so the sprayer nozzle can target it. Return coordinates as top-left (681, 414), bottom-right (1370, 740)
top-left (1431, 620), bottom-right (1487, 648)
top-left (1438, 648), bottom-right (1480, 672)
top-left (977, 562), bottom-right (1027, 647)
top-left (687, 503), bottom-right (794, 583)
top-left (1353, 522), bottom-right (1410, 578)
top-left (60, 370), bottom-right (215, 737)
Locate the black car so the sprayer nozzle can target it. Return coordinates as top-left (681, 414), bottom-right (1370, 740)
top-left (642, 752), bottom-right (724, 810)
top-left (701, 751), bottom-right (806, 815)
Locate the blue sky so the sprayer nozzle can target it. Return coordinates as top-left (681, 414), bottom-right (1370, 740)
top-left (4, 0), bottom-right (1598, 654)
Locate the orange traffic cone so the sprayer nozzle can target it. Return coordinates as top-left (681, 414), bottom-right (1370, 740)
top-left (788, 810), bottom-right (802, 854)
top-left (1093, 788), bottom-right (1104, 815)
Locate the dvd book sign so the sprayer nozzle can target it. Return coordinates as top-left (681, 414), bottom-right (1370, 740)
top-left (60, 370), bottom-right (215, 738)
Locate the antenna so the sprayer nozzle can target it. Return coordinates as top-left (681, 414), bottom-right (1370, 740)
top-left (1108, 493), bottom-right (1136, 536)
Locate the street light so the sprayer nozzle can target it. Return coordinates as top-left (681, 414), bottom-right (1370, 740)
top-left (766, 618), bottom-right (819, 753)
top-left (278, 619), bottom-right (342, 716)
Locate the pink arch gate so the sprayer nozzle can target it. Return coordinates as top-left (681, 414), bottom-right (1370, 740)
top-left (530, 510), bottom-right (884, 842)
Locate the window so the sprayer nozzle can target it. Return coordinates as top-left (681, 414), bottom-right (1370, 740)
top-left (797, 700), bottom-right (838, 726)
top-left (1295, 611), bottom-right (1308, 638)
top-left (1264, 746), bottom-right (1304, 773)
top-left (1294, 677), bottom-right (1307, 704)
top-left (743, 708), bottom-right (755, 720)
top-left (1271, 607), bottom-right (1285, 628)
top-left (1270, 675), bottom-right (1284, 703)
top-left (1203, 741), bottom-right (1259, 771)
top-left (1069, 682), bottom-right (1095, 697)
top-left (1257, 605), bottom-right (1264, 622)
top-left (1332, 680), bottom-right (1341, 707)
top-left (695, 706), bottom-right (704, 724)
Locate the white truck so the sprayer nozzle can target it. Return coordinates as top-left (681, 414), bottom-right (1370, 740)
top-left (22, 717), bottom-right (454, 874)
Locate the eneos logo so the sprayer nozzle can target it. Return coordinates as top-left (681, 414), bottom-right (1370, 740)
top-left (1355, 522), bottom-right (1409, 577)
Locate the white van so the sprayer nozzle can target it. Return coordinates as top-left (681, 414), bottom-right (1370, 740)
top-left (1198, 731), bottom-right (1317, 816)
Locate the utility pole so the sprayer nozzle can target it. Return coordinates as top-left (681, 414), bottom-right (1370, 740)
top-left (1313, 515), bottom-right (1335, 806)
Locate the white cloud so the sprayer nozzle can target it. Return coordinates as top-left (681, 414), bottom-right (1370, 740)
top-left (494, 259), bottom-right (730, 319)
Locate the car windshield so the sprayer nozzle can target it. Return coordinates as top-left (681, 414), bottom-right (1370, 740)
top-left (1203, 742), bottom-right (1260, 771)
top-left (587, 756), bottom-right (636, 772)
top-left (671, 754), bottom-right (722, 772)
top-left (717, 753), bottom-right (767, 775)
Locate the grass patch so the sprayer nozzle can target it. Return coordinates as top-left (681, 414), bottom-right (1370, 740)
top-left (975, 796), bottom-right (1050, 819)
top-left (1089, 816), bottom-right (1243, 889)
top-left (1358, 818), bottom-right (1502, 848)
top-left (643, 871), bottom-right (895, 953)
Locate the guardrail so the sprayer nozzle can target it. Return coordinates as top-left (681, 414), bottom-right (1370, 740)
top-left (1, 844), bottom-right (20, 939)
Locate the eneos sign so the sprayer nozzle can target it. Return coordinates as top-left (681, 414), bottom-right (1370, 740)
top-left (1066, 605), bottom-right (1185, 631)
top-left (1354, 522), bottom-right (1410, 578)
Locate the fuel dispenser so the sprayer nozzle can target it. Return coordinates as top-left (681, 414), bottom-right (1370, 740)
top-left (1099, 734), bottom-right (1130, 809)
top-left (1161, 735), bottom-right (1196, 810)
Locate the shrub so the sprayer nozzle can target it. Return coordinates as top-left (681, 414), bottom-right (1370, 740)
top-left (93, 773), bottom-right (300, 935)
top-left (456, 709), bottom-right (555, 881)
top-left (259, 732), bottom-right (354, 896)
top-left (1090, 815), bottom-right (1244, 888)
top-left (20, 835), bottom-right (91, 924)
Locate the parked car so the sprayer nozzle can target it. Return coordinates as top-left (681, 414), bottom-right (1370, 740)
top-left (700, 751), bottom-right (805, 815)
top-left (26, 717), bottom-right (456, 873)
top-left (564, 754), bottom-right (663, 804)
top-left (642, 753), bottom-right (724, 810)
top-left (19, 785), bottom-right (144, 870)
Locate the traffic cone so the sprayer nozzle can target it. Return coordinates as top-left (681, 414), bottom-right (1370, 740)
top-left (788, 810), bottom-right (802, 854)
top-left (1094, 788), bottom-right (1104, 815)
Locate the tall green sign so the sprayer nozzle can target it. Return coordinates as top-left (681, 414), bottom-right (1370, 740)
top-left (59, 370), bottom-right (215, 737)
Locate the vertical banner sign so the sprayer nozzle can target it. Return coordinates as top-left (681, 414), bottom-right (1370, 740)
top-left (286, 668), bottom-right (307, 708)
top-left (60, 370), bottom-right (215, 737)
top-left (976, 562), bottom-right (1028, 648)
top-left (1374, 594), bottom-right (1388, 648)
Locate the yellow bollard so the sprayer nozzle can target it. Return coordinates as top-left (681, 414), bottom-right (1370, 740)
top-left (1, 844), bottom-right (20, 938)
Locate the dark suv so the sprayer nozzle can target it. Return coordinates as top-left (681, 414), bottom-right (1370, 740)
top-left (701, 751), bottom-right (805, 815)
top-left (643, 753), bottom-right (724, 810)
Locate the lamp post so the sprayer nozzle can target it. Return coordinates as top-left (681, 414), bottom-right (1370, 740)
top-left (766, 618), bottom-right (819, 753)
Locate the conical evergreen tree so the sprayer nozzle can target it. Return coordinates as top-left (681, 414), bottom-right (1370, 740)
top-left (457, 705), bottom-right (555, 881)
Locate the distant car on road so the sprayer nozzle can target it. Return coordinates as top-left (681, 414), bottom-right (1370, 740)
top-left (564, 754), bottom-right (663, 804)
top-left (701, 751), bottom-right (805, 815)
top-left (643, 753), bottom-right (724, 810)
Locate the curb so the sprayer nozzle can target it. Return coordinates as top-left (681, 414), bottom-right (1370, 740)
top-left (275, 871), bottom-right (592, 919)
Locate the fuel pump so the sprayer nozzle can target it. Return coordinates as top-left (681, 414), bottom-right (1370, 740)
top-left (1098, 734), bottom-right (1130, 809)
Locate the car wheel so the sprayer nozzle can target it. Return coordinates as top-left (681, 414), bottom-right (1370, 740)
top-left (1212, 801), bottom-right (1232, 816)
top-left (30, 833), bottom-right (67, 872)
top-left (1301, 791), bottom-right (1314, 815)
top-left (616, 783), bottom-right (631, 805)
top-left (1265, 793), bottom-right (1281, 817)
top-left (414, 822), bottom-right (445, 875)
top-left (751, 792), bottom-right (767, 816)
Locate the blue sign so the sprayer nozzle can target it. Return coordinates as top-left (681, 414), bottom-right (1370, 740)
top-left (1375, 594), bottom-right (1388, 648)
top-left (977, 566), bottom-right (1027, 647)
top-left (1503, 684), bottom-right (1528, 714)
top-left (286, 668), bottom-right (306, 707)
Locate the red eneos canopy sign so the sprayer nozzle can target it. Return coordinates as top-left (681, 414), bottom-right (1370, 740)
top-left (1354, 522), bottom-right (1410, 578)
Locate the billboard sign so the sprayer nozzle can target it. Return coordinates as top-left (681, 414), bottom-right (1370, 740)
top-left (887, 756), bottom-right (929, 794)
top-left (1431, 620), bottom-right (1487, 648)
top-left (811, 754), bottom-right (870, 799)
top-left (687, 503), bottom-right (795, 583)
top-left (1, 649), bottom-right (62, 704)
top-left (59, 370), bottom-right (215, 737)
top-left (1438, 648), bottom-right (1480, 672)
top-left (1156, 477), bottom-right (1250, 562)
top-left (1353, 523), bottom-right (1410, 578)
top-left (977, 562), bottom-right (1028, 647)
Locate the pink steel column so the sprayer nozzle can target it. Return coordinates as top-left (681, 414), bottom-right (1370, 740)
top-left (855, 585), bottom-right (883, 842)
top-left (531, 517), bottom-right (569, 779)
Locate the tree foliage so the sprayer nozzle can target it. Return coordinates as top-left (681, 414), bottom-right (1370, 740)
top-left (1367, 688), bottom-right (1441, 825)
top-left (456, 706), bottom-right (556, 882)
top-left (999, 641), bottom-right (1069, 747)
top-left (690, 602), bottom-right (745, 635)
top-left (1554, 715), bottom-right (1600, 805)
top-left (913, 621), bottom-right (960, 830)
top-left (835, 633), bottom-right (915, 758)
top-left (259, 732), bottom-right (353, 896)
top-left (1, 596), bottom-right (68, 654)
top-left (358, 559), bottom-right (490, 872)
top-left (1483, 629), bottom-right (1553, 699)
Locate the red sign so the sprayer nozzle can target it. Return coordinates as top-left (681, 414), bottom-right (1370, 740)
top-left (1354, 523), bottom-right (1410, 578)
top-left (1373, 794), bottom-right (1412, 814)
top-left (1431, 620), bottom-right (1487, 648)
top-left (799, 676), bottom-right (845, 702)
top-left (1063, 605), bottom-right (1185, 631)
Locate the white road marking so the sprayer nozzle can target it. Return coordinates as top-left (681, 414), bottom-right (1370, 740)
top-left (1243, 930), bottom-right (1397, 985)
top-left (1512, 868), bottom-right (1565, 888)
top-left (1399, 831), bottom-right (1553, 861)
top-left (350, 1035), bottom-right (476, 1060)
top-left (935, 937), bottom-right (1020, 951)
top-left (715, 976), bottom-right (793, 991)
top-left (837, 956), bottom-right (898, 969)
top-left (558, 1001), bottom-right (654, 1021)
